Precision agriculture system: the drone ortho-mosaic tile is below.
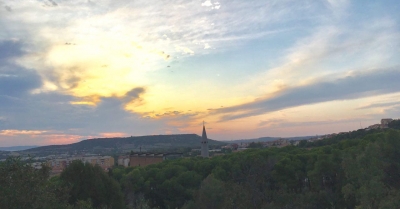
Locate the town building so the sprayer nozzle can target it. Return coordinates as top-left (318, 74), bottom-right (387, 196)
top-left (262, 138), bottom-right (290, 148)
top-left (129, 153), bottom-right (183, 167)
top-left (117, 156), bottom-right (130, 167)
top-left (80, 156), bottom-right (114, 169)
top-left (31, 162), bottom-right (43, 169)
top-left (47, 156), bottom-right (114, 174)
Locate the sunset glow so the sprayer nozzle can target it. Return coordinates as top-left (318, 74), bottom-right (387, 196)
top-left (1, 0), bottom-right (400, 146)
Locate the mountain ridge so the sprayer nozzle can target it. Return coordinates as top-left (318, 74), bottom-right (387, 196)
top-left (21, 134), bottom-right (226, 156)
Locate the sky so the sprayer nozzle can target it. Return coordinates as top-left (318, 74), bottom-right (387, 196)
top-left (1, 0), bottom-right (400, 146)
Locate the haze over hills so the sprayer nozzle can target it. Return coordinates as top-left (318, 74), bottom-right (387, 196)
top-left (227, 136), bottom-right (314, 143)
top-left (0, 146), bottom-right (38, 152)
top-left (21, 134), bottom-right (226, 156)
top-left (9, 134), bottom-right (316, 156)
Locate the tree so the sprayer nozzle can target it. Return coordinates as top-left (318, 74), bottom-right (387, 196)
top-left (247, 142), bottom-right (263, 148)
top-left (388, 119), bottom-right (400, 130)
top-left (0, 157), bottom-right (69, 209)
top-left (60, 160), bottom-right (124, 209)
top-left (184, 175), bottom-right (226, 209)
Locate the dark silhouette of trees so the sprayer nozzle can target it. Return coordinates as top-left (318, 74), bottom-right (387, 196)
top-left (60, 161), bottom-right (124, 209)
top-left (115, 129), bottom-right (400, 209)
top-left (0, 158), bottom-right (69, 209)
top-left (389, 119), bottom-right (400, 129)
top-left (3, 128), bottom-right (400, 208)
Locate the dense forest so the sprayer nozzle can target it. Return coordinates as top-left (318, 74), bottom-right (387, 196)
top-left (1, 128), bottom-right (400, 209)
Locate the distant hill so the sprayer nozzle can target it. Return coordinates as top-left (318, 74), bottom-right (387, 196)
top-left (0, 146), bottom-right (38, 151)
top-left (22, 134), bottom-right (226, 156)
top-left (227, 136), bottom-right (314, 144)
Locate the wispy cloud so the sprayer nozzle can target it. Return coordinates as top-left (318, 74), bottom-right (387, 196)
top-left (259, 117), bottom-right (376, 129)
top-left (357, 101), bottom-right (400, 110)
top-left (1, 0), bottom-right (333, 105)
top-left (213, 67), bottom-right (400, 121)
top-left (0, 129), bottom-right (47, 136)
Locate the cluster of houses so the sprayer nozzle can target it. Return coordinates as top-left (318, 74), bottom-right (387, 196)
top-left (117, 153), bottom-right (183, 167)
top-left (44, 153), bottom-right (184, 174)
top-left (261, 138), bottom-right (291, 147)
top-left (222, 138), bottom-right (291, 150)
top-left (304, 118), bottom-right (397, 143)
top-left (46, 156), bottom-right (114, 175)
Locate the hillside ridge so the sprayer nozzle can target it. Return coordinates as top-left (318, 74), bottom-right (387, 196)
top-left (22, 134), bottom-right (225, 155)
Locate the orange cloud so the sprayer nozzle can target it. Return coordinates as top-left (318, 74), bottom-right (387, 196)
top-left (0, 130), bottom-right (47, 136)
top-left (99, 132), bottom-right (127, 138)
top-left (70, 95), bottom-right (101, 106)
top-left (43, 134), bottom-right (83, 145)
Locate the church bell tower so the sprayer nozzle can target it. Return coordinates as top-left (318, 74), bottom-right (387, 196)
top-left (201, 122), bottom-right (209, 158)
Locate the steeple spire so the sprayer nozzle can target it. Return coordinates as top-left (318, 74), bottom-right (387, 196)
top-left (202, 122), bottom-right (207, 140)
top-left (201, 122), bottom-right (209, 158)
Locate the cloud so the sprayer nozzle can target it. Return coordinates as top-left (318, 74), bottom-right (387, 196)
top-left (4, 5), bottom-right (11, 12)
top-left (70, 95), bottom-right (101, 106)
top-left (0, 40), bottom-right (24, 61)
top-left (201, 0), bottom-right (220, 9)
top-left (47, 0), bottom-right (58, 7)
top-left (201, 1), bottom-right (213, 7)
top-left (357, 101), bottom-right (400, 110)
top-left (0, 40), bottom-right (42, 97)
top-left (0, 67), bottom-right (42, 96)
top-left (213, 68), bottom-right (400, 121)
top-left (1, 0), bottom-right (340, 115)
top-left (124, 87), bottom-right (146, 100)
top-left (0, 129), bottom-right (47, 136)
top-left (0, 130), bottom-right (86, 146)
top-left (0, 91), bottom-right (173, 145)
top-left (123, 87), bottom-right (146, 111)
top-left (259, 117), bottom-right (376, 129)
top-left (264, 23), bottom-right (398, 84)
top-left (99, 132), bottom-right (126, 138)
top-left (258, 118), bottom-right (285, 127)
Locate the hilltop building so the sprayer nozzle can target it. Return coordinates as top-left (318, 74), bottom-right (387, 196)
top-left (381, 118), bottom-right (393, 128)
top-left (201, 123), bottom-right (209, 158)
top-left (367, 118), bottom-right (394, 130)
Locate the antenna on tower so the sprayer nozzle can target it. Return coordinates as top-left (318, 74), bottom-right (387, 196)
top-left (360, 122), bottom-right (363, 129)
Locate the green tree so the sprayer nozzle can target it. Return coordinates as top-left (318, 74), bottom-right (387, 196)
top-left (388, 119), bottom-right (400, 129)
top-left (247, 142), bottom-right (264, 148)
top-left (0, 157), bottom-right (69, 209)
top-left (60, 160), bottom-right (124, 209)
top-left (184, 175), bottom-right (226, 209)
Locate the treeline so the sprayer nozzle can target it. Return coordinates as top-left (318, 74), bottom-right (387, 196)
top-left (298, 128), bottom-right (382, 148)
top-left (113, 129), bottom-right (400, 209)
top-left (1, 128), bottom-right (400, 208)
top-left (0, 158), bottom-right (123, 209)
